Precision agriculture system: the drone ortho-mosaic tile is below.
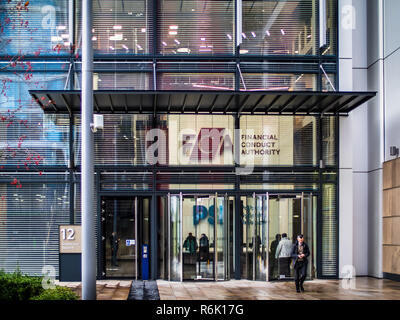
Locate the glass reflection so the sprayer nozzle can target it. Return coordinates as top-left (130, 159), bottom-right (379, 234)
top-left (242, 0), bottom-right (317, 56)
top-left (158, 0), bottom-right (234, 55)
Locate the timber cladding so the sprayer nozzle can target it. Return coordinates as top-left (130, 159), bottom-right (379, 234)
top-left (383, 158), bottom-right (400, 277)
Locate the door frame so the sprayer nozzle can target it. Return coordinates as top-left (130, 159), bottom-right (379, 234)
top-left (167, 192), bottom-right (231, 282)
top-left (240, 191), bottom-right (315, 282)
top-left (99, 195), bottom-right (150, 280)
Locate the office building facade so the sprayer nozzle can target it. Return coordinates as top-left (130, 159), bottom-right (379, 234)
top-left (1, 0), bottom-right (395, 282)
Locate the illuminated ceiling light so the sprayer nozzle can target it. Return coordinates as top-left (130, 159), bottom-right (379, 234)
top-left (109, 46), bottom-right (114, 50)
top-left (266, 30), bottom-right (270, 36)
top-left (169, 25), bottom-right (179, 30)
top-left (136, 44), bottom-right (143, 50)
top-left (295, 74), bottom-right (304, 83)
top-left (128, 11), bottom-right (133, 15)
top-left (63, 42), bottom-right (70, 46)
top-left (109, 34), bottom-right (123, 41)
top-left (177, 48), bottom-right (191, 53)
top-left (113, 25), bottom-right (122, 30)
top-left (307, 35), bottom-right (312, 39)
top-left (61, 34), bottom-right (69, 39)
top-left (200, 37), bottom-right (206, 41)
top-left (162, 41), bottom-right (167, 46)
top-left (226, 34), bottom-right (232, 40)
top-left (92, 28), bottom-right (95, 33)
top-left (192, 8), bottom-right (195, 11)
top-left (122, 44), bottom-right (129, 50)
top-left (56, 26), bottom-right (66, 30)
top-left (295, 50), bottom-right (299, 53)
top-left (51, 36), bottom-right (62, 42)
top-left (322, 46), bottom-right (331, 55)
top-left (141, 28), bottom-right (146, 33)
top-left (241, 32), bottom-right (247, 39)
top-left (239, 49), bottom-right (248, 54)
top-left (251, 31), bottom-right (256, 38)
top-left (280, 29), bottom-right (285, 35)
top-left (174, 39), bottom-right (180, 45)
top-left (169, 31), bottom-right (177, 35)
top-left (92, 36), bottom-right (97, 41)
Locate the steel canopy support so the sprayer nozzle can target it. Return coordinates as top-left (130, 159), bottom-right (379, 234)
top-left (81, 0), bottom-right (96, 300)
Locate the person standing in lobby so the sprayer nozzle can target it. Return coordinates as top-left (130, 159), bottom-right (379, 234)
top-left (275, 233), bottom-right (293, 278)
top-left (291, 234), bottom-right (310, 293)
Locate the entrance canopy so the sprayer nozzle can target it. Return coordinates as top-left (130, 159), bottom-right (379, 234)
top-left (29, 90), bottom-right (376, 116)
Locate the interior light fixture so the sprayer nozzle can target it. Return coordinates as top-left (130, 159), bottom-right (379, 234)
top-left (266, 30), bottom-right (270, 36)
top-left (56, 26), bottom-right (66, 30)
top-left (109, 34), bottom-right (123, 41)
top-left (51, 36), bottom-right (62, 42)
top-left (162, 41), bottom-right (167, 46)
top-left (141, 28), bottom-right (146, 32)
top-left (227, 34), bottom-right (232, 40)
top-left (177, 47), bottom-right (191, 53)
top-left (239, 49), bottom-right (248, 54)
top-left (92, 36), bottom-right (97, 41)
top-left (174, 39), bottom-right (180, 45)
top-left (169, 25), bottom-right (179, 30)
top-left (241, 32), bottom-right (247, 39)
top-left (295, 74), bottom-right (304, 83)
top-left (169, 31), bottom-right (177, 35)
top-left (280, 29), bottom-right (285, 35)
top-left (113, 25), bottom-right (122, 30)
top-left (251, 32), bottom-right (256, 38)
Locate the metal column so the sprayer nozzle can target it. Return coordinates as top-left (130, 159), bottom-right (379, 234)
top-left (81, 0), bottom-right (96, 300)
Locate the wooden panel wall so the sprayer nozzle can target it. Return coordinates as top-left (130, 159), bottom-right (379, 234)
top-left (383, 158), bottom-right (400, 277)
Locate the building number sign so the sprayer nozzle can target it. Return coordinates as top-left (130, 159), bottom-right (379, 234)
top-left (59, 225), bottom-right (82, 253)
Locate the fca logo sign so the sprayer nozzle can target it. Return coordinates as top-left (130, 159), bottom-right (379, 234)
top-left (193, 204), bottom-right (224, 225)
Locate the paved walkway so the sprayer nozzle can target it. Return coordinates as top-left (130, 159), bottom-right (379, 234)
top-left (56, 280), bottom-right (132, 300)
top-left (156, 278), bottom-right (400, 300)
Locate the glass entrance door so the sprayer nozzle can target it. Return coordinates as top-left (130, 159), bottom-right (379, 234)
top-left (240, 193), bottom-right (269, 281)
top-left (167, 193), bottom-right (231, 281)
top-left (241, 193), bottom-right (315, 281)
top-left (268, 193), bottom-right (315, 281)
top-left (101, 196), bottom-right (150, 279)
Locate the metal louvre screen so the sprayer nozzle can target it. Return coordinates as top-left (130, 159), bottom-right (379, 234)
top-left (321, 117), bottom-right (337, 166)
top-left (158, 0), bottom-right (235, 55)
top-left (0, 113), bottom-right (69, 167)
top-left (322, 0), bottom-right (337, 56)
top-left (240, 116), bottom-right (317, 166)
top-left (158, 73), bottom-right (235, 91)
top-left (75, 0), bottom-right (154, 55)
top-left (0, 182), bottom-right (69, 276)
top-left (240, 73), bottom-right (317, 91)
top-left (74, 114), bottom-right (153, 165)
top-left (241, 0), bottom-right (318, 56)
top-left (75, 72), bottom-right (153, 90)
top-left (321, 183), bottom-right (337, 276)
top-left (0, 0), bottom-right (70, 56)
top-left (0, 70), bottom-right (70, 167)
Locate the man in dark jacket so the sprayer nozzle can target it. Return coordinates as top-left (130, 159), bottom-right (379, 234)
top-left (291, 234), bottom-right (310, 293)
